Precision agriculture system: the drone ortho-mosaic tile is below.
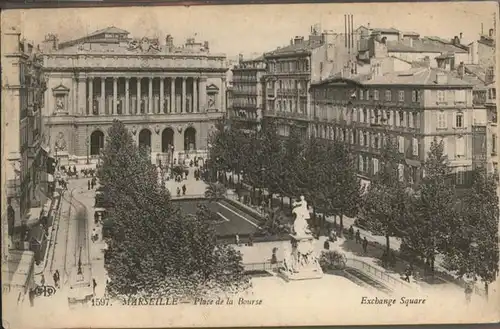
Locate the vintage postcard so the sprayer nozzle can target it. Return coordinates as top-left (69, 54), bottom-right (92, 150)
top-left (1, 1), bottom-right (499, 328)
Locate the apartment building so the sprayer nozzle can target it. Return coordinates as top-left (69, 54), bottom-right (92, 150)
top-left (263, 22), bottom-right (360, 137)
top-left (310, 67), bottom-right (478, 187)
top-left (2, 26), bottom-right (47, 305)
top-left (229, 54), bottom-right (267, 131)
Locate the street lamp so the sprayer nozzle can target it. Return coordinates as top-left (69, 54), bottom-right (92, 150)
top-left (86, 137), bottom-right (90, 165)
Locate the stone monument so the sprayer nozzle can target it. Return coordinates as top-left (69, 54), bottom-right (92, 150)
top-left (279, 195), bottom-right (323, 281)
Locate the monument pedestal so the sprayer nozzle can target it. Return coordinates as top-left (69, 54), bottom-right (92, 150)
top-left (278, 234), bottom-right (323, 282)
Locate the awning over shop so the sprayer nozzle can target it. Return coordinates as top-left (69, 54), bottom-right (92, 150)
top-left (26, 207), bottom-right (43, 227)
top-left (3, 250), bottom-right (36, 293)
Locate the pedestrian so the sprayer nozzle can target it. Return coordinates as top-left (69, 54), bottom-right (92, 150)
top-left (94, 211), bottom-right (99, 225)
top-left (404, 265), bottom-right (412, 283)
top-left (55, 270), bottom-right (60, 284)
top-left (465, 283), bottom-right (473, 303)
top-left (355, 229), bottom-right (361, 244)
top-left (53, 272), bottom-right (59, 289)
top-left (348, 225), bottom-right (354, 240)
top-left (182, 184), bottom-right (186, 196)
top-left (323, 240), bottom-right (330, 250)
top-left (73, 165), bottom-right (77, 174)
top-left (235, 234), bottom-right (240, 245)
top-left (362, 237), bottom-right (368, 253)
top-left (176, 187), bottom-right (181, 197)
top-left (29, 288), bottom-right (36, 307)
top-left (88, 180), bottom-right (91, 190)
top-left (40, 274), bottom-right (45, 286)
top-left (92, 278), bottom-right (97, 295)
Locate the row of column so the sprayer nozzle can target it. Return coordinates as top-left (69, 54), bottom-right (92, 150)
top-left (86, 77), bottom-right (208, 116)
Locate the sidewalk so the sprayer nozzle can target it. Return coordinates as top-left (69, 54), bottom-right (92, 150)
top-left (225, 186), bottom-right (481, 294)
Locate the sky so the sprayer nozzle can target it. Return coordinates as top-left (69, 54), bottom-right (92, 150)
top-left (2, 1), bottom-right (497, 58)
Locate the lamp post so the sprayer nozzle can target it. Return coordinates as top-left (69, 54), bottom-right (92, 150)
top-left (86, 137), bottom-right (90, 165)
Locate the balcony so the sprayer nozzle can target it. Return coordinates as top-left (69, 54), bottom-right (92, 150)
top-left (265, 110), bottom-right (309, 121)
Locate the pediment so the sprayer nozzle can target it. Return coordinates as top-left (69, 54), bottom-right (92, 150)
top-left (206, 84), bottom-right (219, 93)
top-left (52, 84), bottom-right (70, 93)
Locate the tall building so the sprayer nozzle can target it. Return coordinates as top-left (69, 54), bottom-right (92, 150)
top-left (310, 67), bottom-right (478, 188)
top-left (263, 21), bottom-right (360, 137)
top-left (2, 26), bottom-right (46, 305)
top-left (41, 27), bottom-right (228, 166)
top-left (229, 54), bottom-right (266, 131)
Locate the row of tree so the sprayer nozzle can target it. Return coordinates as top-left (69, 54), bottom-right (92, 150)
top-left (362, 137), bottom-right (499, 294)
top-left (208, 120), bottom-right (362, 233)
top-left (98, 120), bottom-right (249, 298)
top-left (210, 119), bottom-right (499, 293)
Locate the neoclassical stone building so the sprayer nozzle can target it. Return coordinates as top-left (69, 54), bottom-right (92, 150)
top-left (41, 27), bottom-right (227, 165)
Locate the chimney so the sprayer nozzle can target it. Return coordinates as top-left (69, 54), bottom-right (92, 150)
top-left (459, 32), bottom-right (463, 40)
top-left (453, 36), bottom-right (459, 45)
top-left (436, 72), bottom-right (448, 84)
top-left (345, 15), bottom-right (348, 48)
top-left (204, 41), bottom-right (209, 51)
top-left (457, 61), bottom-right (465, 79)
top-left (293, 36), bottom-right (304, 45)
top-left (489, 28), bottom-right (494, 37)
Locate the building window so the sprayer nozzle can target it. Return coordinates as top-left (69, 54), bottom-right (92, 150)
top-left (365, 90), bottom-right (369, 100)
top-left (373, 158), bottom-right (379, 175)
top-left (437, 90), bottom-right (446, 103)
top-left (412, 138), bottom-right (419, 156)
top-left (359, 155), bottom-right (364, 172)
top-left (398, 136), bottom-right (405, 153)
top-left (399, 110), bottom-right (405, 126)
top-left (374, 134), bottom-right (380, 149)
top-left (456, 167), bottom-right (465, 185)
top-left (493, 134), bottom-right (497, 155)
top-left (374, 90), bottom-right (379, 100)
top-left (437, 112), bottom-right (447, 129)
top-left (409, 112), bottom-right (414, 128)
top-left (362, 108), bottom-right (367, 123)
top-left (455, 112), bottom-right (464, 128)
top-left (363, 131), bottom-right (368, 146)
top-left (492, 88), bottom-right (497, 100)
top-left (398, 90), bottom-right (405, 102)
top-left (412, 90), bottom-right (417, 102)
top-left (456, 136), bottom-right (465, 157)
top-left (398, 164), bottom-right (404, 182)
top-left (386, 110), bottom-right (392, 125)
top-left (359, 90), bottom-right (364, 100)
top-left (385, 90), bottom-right (392, 101)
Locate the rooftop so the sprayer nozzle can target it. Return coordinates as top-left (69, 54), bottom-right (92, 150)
top-left (371, 27), bottom-right (400, 34)
top-left (313, 68), bottom-right (474, 88)
top-left (264, 39), bottom-right (321, 57)
top-left (386, 38), bottom-right (468, 54)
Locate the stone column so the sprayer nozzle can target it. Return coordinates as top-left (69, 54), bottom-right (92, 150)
top-left (170, 78), bottom-right (175, 113)
top-left (148, 77), bottom-right (153, 114)
top-left (181, 77), bottom-right (187, 113)
top-left (159, 78), bottom-right (165, 114)
top-left (137, 77), bottom-right (142, 114)
top-left (125, 78), bottom-right (130, 115)
top-left (193, 78), bottom-right (198, 113)
top-left (221, 77), bottom-right (226, 112)
top-left (88, 77), bottom-right (93, 115)
top-left (77, 75), bottom-right (86, 115)
top-left (113, 77), bottom-right (118, 115)
top-left (100, 77), bottom-right (105, 115)
top-left (199, 77), bottom-right (207, 112)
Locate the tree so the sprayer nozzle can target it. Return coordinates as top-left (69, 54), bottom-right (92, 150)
top-left (204, 183), bottom-right (227, 202)
top-left (445, 168), bottom-right (499, 295)
top-left (362, 137), bottom-right (408, 261)
top-left (100, 120), bottom-right (248, 298)
top-left (411, 137), bottom-right (457, 275)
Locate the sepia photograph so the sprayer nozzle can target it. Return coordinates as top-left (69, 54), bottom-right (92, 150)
top-left (1, 1), bottom-right (499, 328)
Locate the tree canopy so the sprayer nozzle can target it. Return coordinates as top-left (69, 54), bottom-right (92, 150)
top-left (99, 120), bottom-right (249, 298)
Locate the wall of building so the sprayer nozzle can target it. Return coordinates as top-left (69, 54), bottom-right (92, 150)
top-left (389, 51), bottom-right (440, 66)
top-left (478, 42), bottom-right (495, 68)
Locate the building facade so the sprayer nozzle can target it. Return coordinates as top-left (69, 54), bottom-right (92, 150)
top-left (310, 68), bottom-right (477, 188)
top-left (41, 27), bottom-right (228, 165)
top-left (263, 24), bottom-right (359, 137)
top-left (229, 55), bottom-right (266, 131)
top-left (2, 26), bottom-right (45, 304)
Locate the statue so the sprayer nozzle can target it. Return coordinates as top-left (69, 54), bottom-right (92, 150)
top-left (292, 195), bottom-right (311, 236)
top-left (56, 97), bottom-right (64, 111)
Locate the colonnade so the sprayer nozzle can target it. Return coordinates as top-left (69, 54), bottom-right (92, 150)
top-left (85, 76), bottom-right (209, 115)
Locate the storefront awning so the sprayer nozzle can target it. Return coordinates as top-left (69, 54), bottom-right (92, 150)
top-left (3, 250), bottom-right (36, 291)
top-left (26, 207), bottom-right (43, 227)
